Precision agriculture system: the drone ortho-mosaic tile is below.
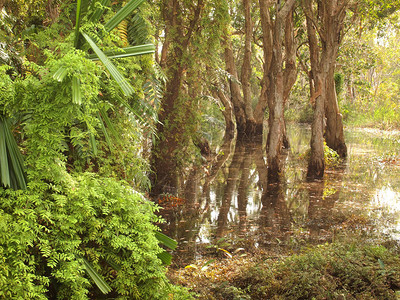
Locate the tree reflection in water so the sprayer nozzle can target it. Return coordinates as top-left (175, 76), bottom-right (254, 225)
top-left (156, 126), bottom-right (400, 267)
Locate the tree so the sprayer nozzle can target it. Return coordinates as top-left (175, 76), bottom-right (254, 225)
top-left (259, 0), bottom-right (297, 182)
top-left (302, 0), bottom-right (349, 179)
top-left (150, 0), bottom-right (230, 196)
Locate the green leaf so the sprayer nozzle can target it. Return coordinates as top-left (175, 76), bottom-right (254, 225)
top-left (157, 251), bottom-right (172, 265)
top-left (82, 257), bottom-right (112, 294)
top-left (89, 0), bottom-right (111, 23)
top-left (82, 32), bottom-right (135, 97)
top-left (74, 0), bottom-right (83, 48)
top-left (97, 111), bottom-right (113, 150)
top-left (104, 0), bottom-right (146, 32)
top-left (53, 67), bottom-right (68, 82)
top-left (89, 131), bottom-right (98, 156)
top-left (72, 76), bottom-right (82, 105)
top-left (88, 44), bottom-right (155, 60)
top-left (155, 231), bottom-right (177, 250)
top-left (98, 106), bottom-right (122, 145)
top-left (0, 116), bottom-right (27, 190)
top-left (0, 118), bottom-right (10, 187)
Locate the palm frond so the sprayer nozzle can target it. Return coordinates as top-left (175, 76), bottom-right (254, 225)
top-left (104, 0), bottom-right (146, 32)
top-left (82, 32), bottom-right (135, 97)
top-left (98, 105), bottom-right (123, 145)
top-left (74, 0), bottom-right (91, 49)
top-left (72, 76), bottom-right (82, 105)
top-left (0, 115), bottom-right (27, 190)
top-left (155, 231), bottom-right (177, 250)
top-left (88, 0), bottom-right (111, 23)
top-left (87, 44), bottom-right (155, 60)
top-left (53, 66), bottom-right (68, 82)
top-left (74, 0), bottom-right (83, 48)
top-left (128, 12), bottom-right (150, 46)
top-left (82, 257), bottom-right (112, 294)
top-left (117, 20), bottom-right (129, 47)
top-left (143, 77), bottom-right (162, 109)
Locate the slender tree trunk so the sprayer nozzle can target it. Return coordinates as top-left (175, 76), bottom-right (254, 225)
top-left (303, 0), bottom-right (348, 163)
top-left (265, 0), bottom-right (296, 183)
top-left (325, 68), bottom-right (347, 157)
top-left (304, 0), bottom-right (324, 179)
top-left (223, 34), bottom-right (248, 134)
top-left (307, 76), bottom-right (325, 179)
top-left (241, 0), bottom-right (256, 137)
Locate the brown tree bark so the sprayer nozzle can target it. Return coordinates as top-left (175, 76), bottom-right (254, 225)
top-left (223, 33), bottom-right (248, 135)
top-left (304, 0), bottom-right (350, 178)
top-left (303, 0), bottom-right (348, 162)
top-left (241, 0), bottom-right (256, 130)
top-left (260, 0), bottom-right (296, 183)
top-left (325, 68), bottom-right (347, 157)
top-left (222, 0), bottom-right (264, 140)
top-left (307, 76), bottom-right (325, 179)
top-left (304, 0), bottom-right (325, 179)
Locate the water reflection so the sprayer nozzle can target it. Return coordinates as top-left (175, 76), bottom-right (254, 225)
top-left (158, 125), bottom-right (400, 266)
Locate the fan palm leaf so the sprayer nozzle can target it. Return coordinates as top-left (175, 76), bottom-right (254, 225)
top-left (0, 115), bottom-right (27, 190)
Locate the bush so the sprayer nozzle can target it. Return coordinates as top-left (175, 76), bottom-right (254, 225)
top-left (0, 173), bottom-right (191, 299)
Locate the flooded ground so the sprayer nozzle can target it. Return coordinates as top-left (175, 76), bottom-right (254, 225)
top-left (158, 125), bottom-right (400, 267)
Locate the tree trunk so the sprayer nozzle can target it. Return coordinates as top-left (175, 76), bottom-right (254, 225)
top-left (307, 77), bottom-right (325, 179)
top-left (223, 34), bottom-right (248, 135)
top-left (303, 0), bottom-right (349, 178)
top-left (265, 0), bottom-right (296, 183)
top-left (325, 68), bottom-right (347, 157)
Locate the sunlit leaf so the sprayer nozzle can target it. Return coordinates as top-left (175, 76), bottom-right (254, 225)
top-left (72, 76), bottom-right (82, 105)
top-left (218, 248), bottom-right (232, 258)
top-left (185, 264), bottom-right (198, 269)
top-left (233, 248), bottom-right (245, 254)
top-left (53, 67), bottom-right (68, 82)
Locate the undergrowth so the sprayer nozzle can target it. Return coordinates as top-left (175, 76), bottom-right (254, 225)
top-left (171, 241), bottom-right (400, 299)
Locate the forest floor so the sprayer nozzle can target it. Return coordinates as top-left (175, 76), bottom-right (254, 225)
top-left (168, 230), bottom-right (400, 299)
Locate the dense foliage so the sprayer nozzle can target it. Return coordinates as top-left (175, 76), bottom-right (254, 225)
top-left (0, 174), bottom-right (189, 299)
top-left (0, 0), bottom-right (191, 298)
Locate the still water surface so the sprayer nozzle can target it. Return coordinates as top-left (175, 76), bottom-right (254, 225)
top-left (158, 125), bottom-right (400, 267)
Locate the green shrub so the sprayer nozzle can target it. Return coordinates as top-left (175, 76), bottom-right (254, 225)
top-left (0, 173), bottom-right (191, 299)
top-left (299, 142), bottom-right (341, 168)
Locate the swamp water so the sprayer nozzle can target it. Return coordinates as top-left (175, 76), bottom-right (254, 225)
top-left (158, 125), bottom-right (400, 267)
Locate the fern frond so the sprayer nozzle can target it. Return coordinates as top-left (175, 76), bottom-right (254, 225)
top-left (127, 12), bottom-right (150, 46)
top-left (117, 20), bottom-right (129, 47)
